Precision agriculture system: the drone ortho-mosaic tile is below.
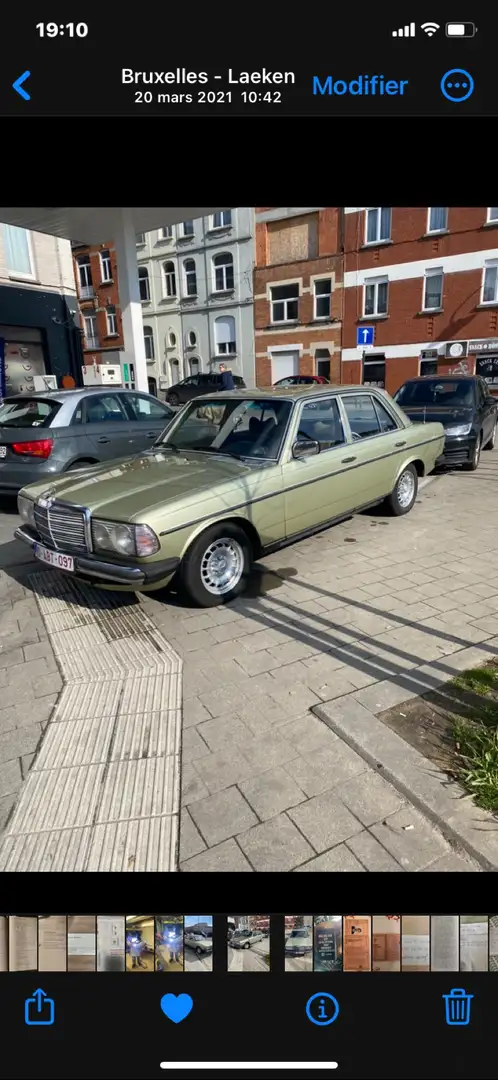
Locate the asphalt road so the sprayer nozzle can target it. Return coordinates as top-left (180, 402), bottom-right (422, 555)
top-left (228, 940), bottom-right (270, 972)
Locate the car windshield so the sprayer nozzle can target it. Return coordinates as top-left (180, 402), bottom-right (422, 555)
top-left (0, 398), bottom-right (61, 428)
top-left (160, 398), bottom-right (293, 460)
top-left (394, 380), bottom-right (474, 407)
top-left (289, 929), bottom-right (309, 939)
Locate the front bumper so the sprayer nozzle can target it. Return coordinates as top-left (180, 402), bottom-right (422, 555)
top-left (435, 435), bottom-right (475, 467)
top-left (14, 524), bottom-right (180, 587)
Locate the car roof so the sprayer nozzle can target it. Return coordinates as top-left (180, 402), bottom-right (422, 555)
top-left (2, 387), bottom-right (152, 405)
top-left (198, 384), bottom-right (381, 402)
top-left (402, 374), bottom-right (475, 382)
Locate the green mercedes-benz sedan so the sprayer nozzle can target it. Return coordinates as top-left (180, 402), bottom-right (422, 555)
top-left (14, 385), bottom-right (444, 607)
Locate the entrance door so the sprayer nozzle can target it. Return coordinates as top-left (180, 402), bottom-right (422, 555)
top-left (271, 350), bottom-right (299, 385)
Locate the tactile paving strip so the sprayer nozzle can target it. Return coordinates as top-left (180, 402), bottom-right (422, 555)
top-left (0, 572), bottom-right (182, 872)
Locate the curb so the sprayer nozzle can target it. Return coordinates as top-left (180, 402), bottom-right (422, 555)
top-left (313, 696), bottom-right (498, 872)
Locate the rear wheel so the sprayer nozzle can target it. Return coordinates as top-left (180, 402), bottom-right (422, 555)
top-left (463, 434), bottom-right (482, 471)
top-left (384, 464), bottom-right (418, 516)
top-left (179, 522), bottom-right (252, 607)
top-left (66, 459), bottom-right (95, 471)
top-left (484, 423), bottom-right (496, 450)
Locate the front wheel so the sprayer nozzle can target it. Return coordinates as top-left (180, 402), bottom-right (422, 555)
top-left (484, 423), bottom-right (496, 450)
top-left (179, 523), bottom-right (252, 607)
top-left (384, 463), bottom-right (418, 516)
top-left (463, 435), bottom-right (482, 471)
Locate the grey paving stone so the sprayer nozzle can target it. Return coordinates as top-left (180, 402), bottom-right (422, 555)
top-left (193, 749), bottom-right (256, 795)
top-left (268, 681), bottom-right (322, 715)
top-left (369, 807), bottom-right (449, 871)
top-left (0, 792), bottom-right (16, 831)
top-left (0, 724), bottom-right (43, 762)
top-left (422, 853), bottom-right (481, 872)
top-left (188, 786), bottom-right (258, 847)
top-left (195, 714), bottom-right (254, 753)
top-left (239, 733), bottom-right (300, 771)
top-left (0, 648), bottom-right (24, 669)
top-left (0, 757), bottom-right (22, 798)
top-left (33, 673), bottom-right (63, 698)
top-left (284, 755), bottom-right (337, 798)
top-left (21, 753), bottom-right (35, 779)
top-left (301, 740), bottom-right (369, 788)
top-left (180, 838), bottom-right (253, 872)
top-left (181, 726), bottom-right (210, 763)
top-left (239, 766), bottom-right (306, 821)
top-left (199, 683), bottom-right (252, 719)
top-left (294, 844), bottom-right (366, 872)
top-left (334, 771), bottom-right (405, 826)
top-left (237, 813), bottom-right (315, 872)
top-left (353, 680), bottom-right (418, 714)
top-left (288, 791), bottom-right (364, 852)
top-left (278, 713), bottom-right (342, 754)
top-left (309, 673), bottom-right (359, 702)
top-left (180, 763), bottom-right (210, 806)
top-left (23, 640), bottom-right (57, 663)
top-left (180, 809), bottom-right (207, 860)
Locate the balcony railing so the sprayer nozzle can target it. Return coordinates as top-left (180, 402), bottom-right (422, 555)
top-left (79, 284), bottom-right (95, 300)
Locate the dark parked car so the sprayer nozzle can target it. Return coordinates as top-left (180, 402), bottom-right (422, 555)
top-left (393, 375), bottom-right (498, 471)
top-left (273, 375), bottom-right (330, 387)
top-left (166, 372), bottom-right (246, 407)
top-left (0, 387), bottom-right (174, 494)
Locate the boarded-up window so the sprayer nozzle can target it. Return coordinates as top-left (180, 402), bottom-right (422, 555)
top-left (267, 214), bottom-right (318, 265)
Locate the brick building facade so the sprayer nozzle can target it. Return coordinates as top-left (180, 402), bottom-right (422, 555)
top-left (254, 207), bottom-right (343, 386)
top-left (342, 206), bottom-right (498, 394)
top-left (72, 241), bottom-right (124, 363)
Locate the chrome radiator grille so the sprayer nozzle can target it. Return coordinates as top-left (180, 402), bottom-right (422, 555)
top-left (34, 502), bottom-right (88, 554)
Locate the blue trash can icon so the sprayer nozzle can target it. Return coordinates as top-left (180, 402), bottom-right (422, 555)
top-left (443, 988), bottom-right (473, 1026)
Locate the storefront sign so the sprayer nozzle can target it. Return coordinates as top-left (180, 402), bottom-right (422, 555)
top-left (421, 349), bottom-right (438, 359)
top-left (468, 339), bottom-right (498, 352)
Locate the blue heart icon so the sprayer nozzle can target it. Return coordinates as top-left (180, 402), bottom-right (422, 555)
top-left (160, 993), bottom-right (193, 1024)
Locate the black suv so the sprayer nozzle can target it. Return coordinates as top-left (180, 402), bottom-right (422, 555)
top-left (393, 374), bottom-right (497, 471)
top-left (166, 372), bottom-right (246, 407)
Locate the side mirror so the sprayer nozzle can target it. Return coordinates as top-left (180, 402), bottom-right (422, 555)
top-left (292, 438), bottom-right (320, 460)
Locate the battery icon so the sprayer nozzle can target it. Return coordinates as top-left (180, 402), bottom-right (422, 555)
top-left (446, 22), bottom-right (476, 37)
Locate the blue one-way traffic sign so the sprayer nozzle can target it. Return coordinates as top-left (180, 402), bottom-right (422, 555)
top-left (357, 326), bottom-right (374, 347)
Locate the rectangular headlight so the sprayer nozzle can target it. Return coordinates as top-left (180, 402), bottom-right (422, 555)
top-left (91, 520), bottom-right (159, 557)
top-left (18, 494), bottom-right (35, 526)
top-left (446, 423), bottom-right (472, 436)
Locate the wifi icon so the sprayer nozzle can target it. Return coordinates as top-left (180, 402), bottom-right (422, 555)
top-left (421, 22), bottom-right (440, 36)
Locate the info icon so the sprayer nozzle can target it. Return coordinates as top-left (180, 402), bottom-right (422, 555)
top-left (306, 992), bottom-right (340, 1026)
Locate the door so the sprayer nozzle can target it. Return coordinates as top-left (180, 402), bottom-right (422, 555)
top-left (339, 392), bottom-right (404, 503)
top-left (271, 350), bottom-right (299, 385)
top-left (282, 395), bottom-right (356, 538)
top-left (81, 393), bottom-right (135, 461)
top-left (119, 392), bottom-right (175, 452)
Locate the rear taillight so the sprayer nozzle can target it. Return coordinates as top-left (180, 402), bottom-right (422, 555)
top-left (11, 439), bottom-right (53, 459)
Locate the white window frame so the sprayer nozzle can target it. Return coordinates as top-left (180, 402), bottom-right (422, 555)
top-left (363, 276), bottom-right (388, 317)
top-left (427, 207), bottom-right (448, 234)
top-left (214, 315), bottom-right (236, 356)
top-left (183, 259), bottom-right (197, 297)
top-left (181, 220), bottom-right (194, 238)
top-left (187, 329), bottom-right (197, 348)
top-left (315, 348), bottom-right (331, 379)
top-left (159, 226), bottom-right (173, 240)
top-left (143, 326), bottom-right (155, 360)
top-left (99, 249), bottom-right (112, 283)
top-left (270, 281), bottom-right (300, 324)
top-left (487, 208), bottom-right (498, 224)
top-left (313, 276), bottom-right (332, 320)
top-left (106, 311), bottom-right (118, 336)
top-left (163, 261), bottom-right (177, 298)
top-left (213, 252), bottom-right (234, 293)
top-left (167, 331), bottom-right (177, 348)
top-left (77, 255), bottom-right (92, 290)
top-left (422, 267), bottom-right (444, 312)
top-left (3, 225), bottom-right (36, 280)
top-left (83, 315), bottom-right (98, 349)
top-left (364, 207), bottom-right (391, 245)
top-left (138, 266), bottom-right (150, 303)
top-left (481, 260), bottom-right (498, 305)
top-left (136, 233), bottom-right (145, 245)
top-left (211, 211), bottom-right (232, 230)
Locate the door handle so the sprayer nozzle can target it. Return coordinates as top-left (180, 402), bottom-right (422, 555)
top-left (395, 441), bottom-right (407, 447)
top-left (341, 456), bottom-right (356, 463)
top-left (97, 436), bottom-right (110, 443)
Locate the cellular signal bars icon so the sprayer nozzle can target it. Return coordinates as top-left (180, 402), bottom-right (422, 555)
top-left (392, 23), bottom-right (416, 37)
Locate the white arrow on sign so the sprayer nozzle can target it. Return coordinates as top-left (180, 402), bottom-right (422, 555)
top-left (361, 329), bottom-right (371, 343)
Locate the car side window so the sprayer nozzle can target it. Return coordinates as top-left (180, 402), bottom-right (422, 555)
top-left (373, 398), bottom-right (398, 432)
top-left (183, 376), bottom-right (197, 386)
top-left (478, 379), bottom-right (489, 406)
top-left (125, 393), bottom-right (171, 420)
top-left (298, 397), bottom-right (345, 450)
top-left (71, 403), bottom-right (83, 425)
top-left (342, 394), bottom-right (382, 440)
top-left (84, 394), bottom-right (127, 424)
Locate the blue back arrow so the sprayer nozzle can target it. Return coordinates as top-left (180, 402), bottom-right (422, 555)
top-left (13, 71), bottom-right (31, 100)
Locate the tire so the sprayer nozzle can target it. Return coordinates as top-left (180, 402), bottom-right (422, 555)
top-left (484, 423), bottom-right (496, 450)
top-left (195, 947), bottom-right (203, 957)
top-left (243, 942), bottom-right (251, 950)
top-left (66, 459), bottom-right (95, 471)
top-left (384, 463), bottom-right (418, 517)
top-left (179, 522), bottom-right (252, 607)
top-left (167, 392), bottom-right (180, 407)
top-left (463, 434), bottom-right (482, 471)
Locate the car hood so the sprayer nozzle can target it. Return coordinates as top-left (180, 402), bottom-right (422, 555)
top-left (401, 406), bottom-right (474, 428)
top-left (22, 449), bottom-right (269, 520)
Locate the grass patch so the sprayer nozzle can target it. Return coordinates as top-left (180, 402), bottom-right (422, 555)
top-left (451, 665), bottom-right (498, 813)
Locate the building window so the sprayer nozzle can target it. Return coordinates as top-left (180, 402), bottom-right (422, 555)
top-left (138, 266), bottom-right (150, 302)
top-left (214, 315), bottom-right (236, 355)
top-left (136, 233), bottom-right (145, 245)
top-left (364, 277), bottom-right (388, 317)
top-left (183, 259), bottom-right (197, 296)
top-left (313, 278), bottom-right (332, 319)
top-left (482, 261), bottom-right (498, 304)
top-left (163, 261), bottom-right (177, 298)
top-left (159, 226), bottom-right (173, 239)
top-left (167, 331), bottom-right (177, 348)
top-left (362, 358), bottom-right (386, 389)
top-left (181, 220), bottom-right (194, 238)
top-left (487, 208), bottom-right (498, 224)
top-left (3, 225), bottom-right (34, 277)
top-left (315, 348), bottom-right (331, 380)
top-left (189, 356), bottom-right (200, 374)
top-left (213, 252), bottom-right (234, 292)
top-left (143, 325), bottom-right (155, 360)
top-left (212, 211), bottom-right (232, 229)
top-left (187, 330), bottom-right (197, 348)
top-left (427, 207), bottom-right (448, 233)
top-left (365, 208), bottom-right (391, 245)
top-left (99, 249), bottom-right (112, 283)
top-left (270, 282), bottom-right (299, 323)
top-left (83, 315), bottom-right (98, 350)
top-left (423, 268), bottom-right (444, 311)
top-left (420, 358), bottom-right (438, 377)
top-left (76, 254), bottom-right (93, 294)
top-left (106, 310), bottom-right (118, 336)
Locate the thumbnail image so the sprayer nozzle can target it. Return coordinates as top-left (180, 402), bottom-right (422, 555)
top-left (67, 915), bottom-right (96, 972)
top-left (460, 915), bottom-right (488, 972)
top-left (285, 915), bottom-right (313, 972)
top-left (343, 916), bottom-right (371, 972)
top-left (97, 916), bottom-right (126, 972)
top-left (313, 916), bottom-right (342, 973)
top-left (401, 915), bottom-right (430, 972)
top-left (126, 915), bottom-right (155, 972)
top-left (38, 916), bottom-right (67, 972)
top-left (430, 915), bottom-right (459, 972)
top-left (227, 916), bottom-right (270, 972)
top-left (372, 916), bottom-right (400, 972)
top-left (156, 916), bottom-right (184, 972)
top-left (489, 916), bottom-right (498, 971)
top-left (184, 916), bottom-right (212, 972)
top-left (7, 916), bottom-right (37, 972)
